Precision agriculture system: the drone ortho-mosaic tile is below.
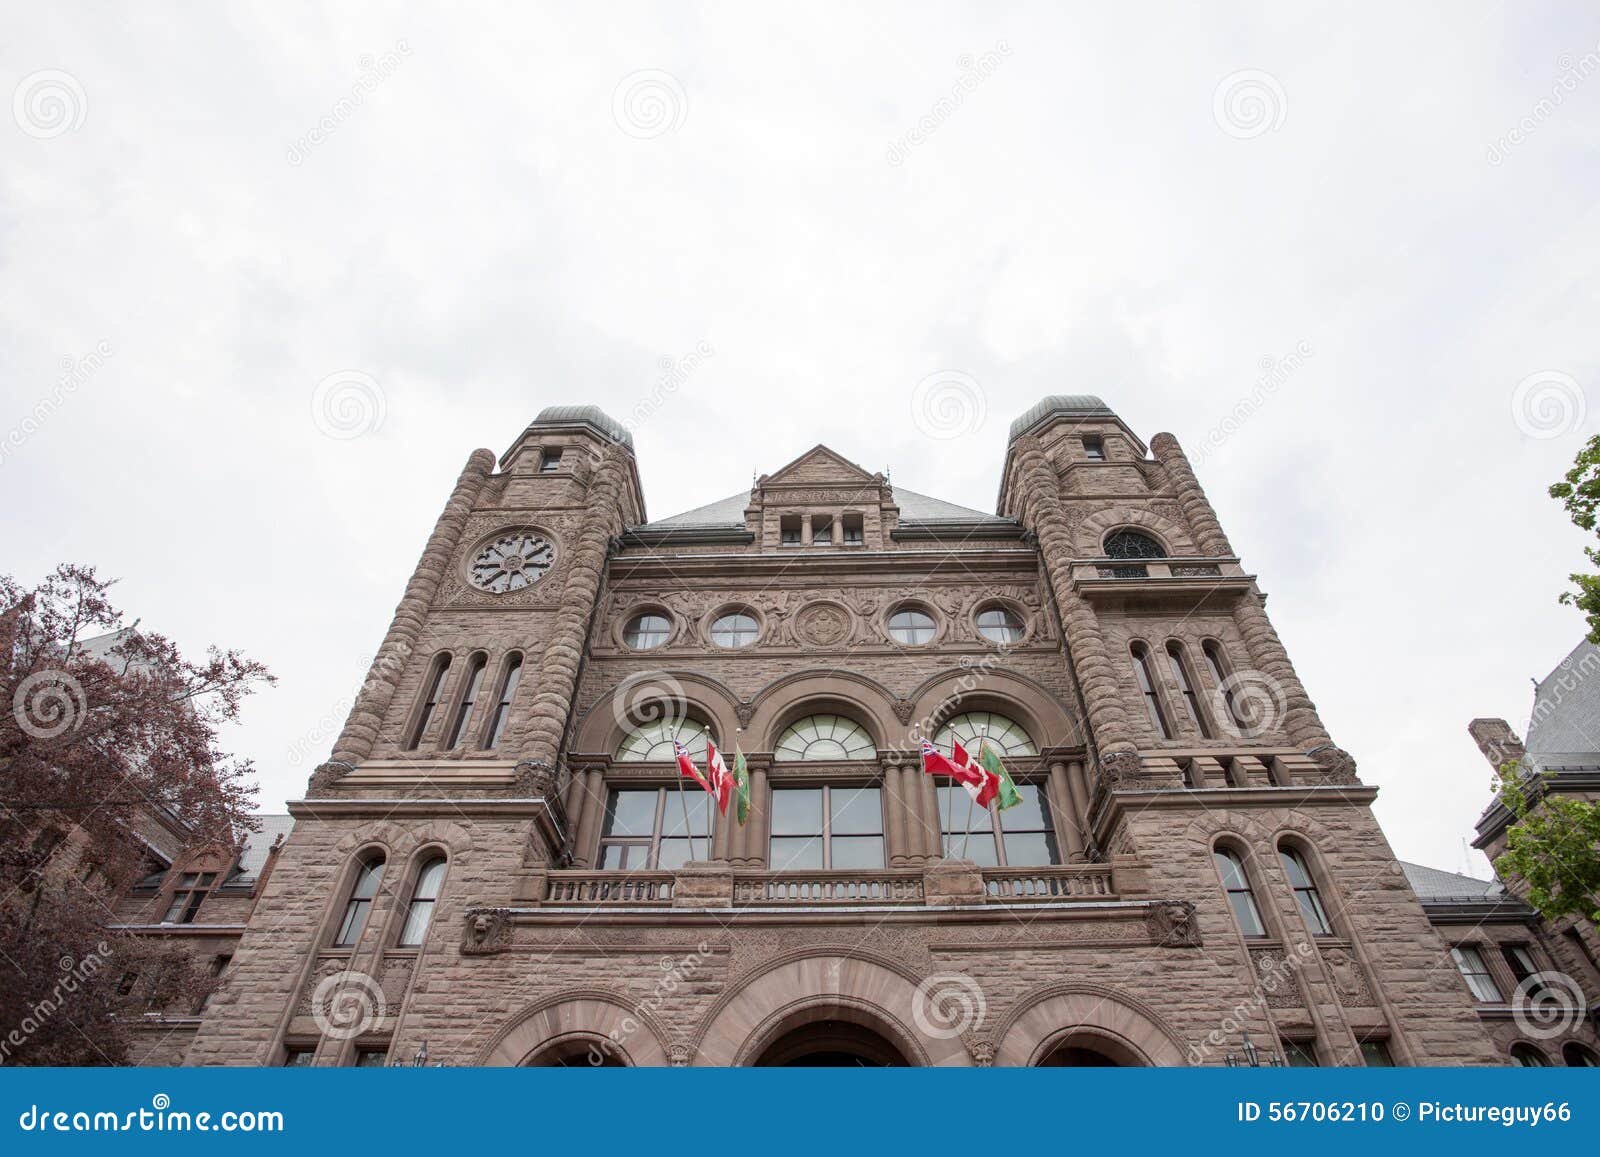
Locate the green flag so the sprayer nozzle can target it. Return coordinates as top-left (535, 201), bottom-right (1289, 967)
top-left (980, 741), bottom-right (1022, 810)
top-left (733, 745), bottom-right (751, 825)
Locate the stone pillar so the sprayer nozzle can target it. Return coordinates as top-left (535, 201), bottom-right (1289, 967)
top-left (884, 758), bottom-right (913, 867)
top-left (571, 769), bottom-right (606, 867)
top-left (745, 765), bottom-right (770, 867)
top-left (919, 770), bottom-right (945, 860)
top-left (329, 448), bottom-right (497, 767)
top-left (903, 766), bottom-right (934, 863)
top-left (508, 444), bottom-right (631, 774)
top-left (1046, 760), bottom-right (1085, 862)
top-left (1009, 436), bottom-right (1137, 763)
top-left (1150, 432), bottom-right (1233, 556)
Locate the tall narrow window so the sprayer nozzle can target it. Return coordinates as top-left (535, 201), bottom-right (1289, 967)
top-left (397, 857), bottom-right (446, 947)
top-left (1165, 642), bottom-right (1212, 737)
top-left (841, 513), bottom-right (864, 545)
top-left (810, 515), bottom-right (833, 546)
top-left (1082, 435), bottom-right (1105, 461)
top-left (444, 654), bottom-right (487, 749)
top-left (406, 655), bottom-right (452, 750)
top-left (1501, 944), bottom-right (1549, 1000)
top-left (1360, 1040), bottom-right (1395, 1067)
top-left (1131, 644), bottom-right (1173, 739)
top-left (1214, 848), bottom-right (1266, 937)
top-left (334, 857), bottom-right (384, 947)
top-left (779, 514), bottom-right (802, 546)
top-left (1450, 945), bottom-right (1502, 1002)
top-left (538, 448), bottom-right (563, 472)
top-left (1281, 1039), bottom-right (1318, 1066)
top-left (483, 654), bottom-right (522, 749)
top-left (1202, 641), bottom-right (1248, 732)
top-left (1278, 845), bottom-right (1333, 935)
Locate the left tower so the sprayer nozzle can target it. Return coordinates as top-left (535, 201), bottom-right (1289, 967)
top-left (187, 406), bottom-right (642, 1065)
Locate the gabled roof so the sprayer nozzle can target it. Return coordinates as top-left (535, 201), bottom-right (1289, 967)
top-left (223, 813), bottom-right (293, 888)
top-left (1526, 639), bottom-right (1600, 757)
top-left (632, 485), bottom-right (1007, 533)
top-left (762, 444), bottom-right (878, 487)
top-left (1399, 861), bottom-right (1505, 902)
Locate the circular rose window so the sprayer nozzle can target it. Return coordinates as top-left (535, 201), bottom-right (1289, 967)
top-left (468, 531), bottom-right (556, 593)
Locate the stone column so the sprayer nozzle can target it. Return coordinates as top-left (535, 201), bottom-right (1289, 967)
top-left (1047, 760), bottom-right (1085, 862)
top-left (919, 771), bottom-right (945, 860)
top-left (571, 769), bottom-right (607, 867)
top-left (1153, 431), bottom-right (1333, 752)
top-left (507, 444), bottom-right (631, 776)
top-left (328, 448), bottom-right (497, 767)
top-left (903, 766), bottom-right (935, 863)
top-left (884, 758), bottom-right (912, 867)
top-left (745, 764), bottom-right (770, 867)
top-left (1010, 436), bottom-right (1137, 765)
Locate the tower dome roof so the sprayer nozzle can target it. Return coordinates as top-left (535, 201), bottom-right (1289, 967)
top-left (532, 404), bottom-right (633, 449)
top-left (1007, 394), bottom-right (1113, 442)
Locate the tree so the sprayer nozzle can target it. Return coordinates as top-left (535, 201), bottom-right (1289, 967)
top-left (1491, 760), bottom-right (1600, 930)
top-left (0, 564), bottom-right (272, 1065)
top-left (1548, 434), bottom-right (1600, 644)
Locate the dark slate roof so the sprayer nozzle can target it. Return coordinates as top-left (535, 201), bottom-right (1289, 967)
top-left (1400, 861), bottom-right (1505, 902)
top-left (1008, 394), bottom-right (1114, 441)
top-left (632, 486), bottom-right (1008, 532)
top-left (1525, 639), bottom-right (1600, 757)
top-left (223, 814), bottom-right (293, 887)
top-left (532, 404), bottom-right (633, 449)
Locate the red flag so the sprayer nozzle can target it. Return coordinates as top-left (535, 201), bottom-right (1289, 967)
top-left (705, 740), bottom-right (733, 814)
top-left (674, 740), bottom-right (713, 796)
top-left (921, 739), bottom-right (998, 808)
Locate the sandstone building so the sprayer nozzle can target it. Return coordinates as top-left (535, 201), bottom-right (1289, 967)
top-left (147, 398), bottom-right (1596, 1066)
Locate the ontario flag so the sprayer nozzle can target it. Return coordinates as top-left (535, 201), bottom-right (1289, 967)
top-left (705, 739), bottom-right (735, 815)
top-left (920, 739), bottom-right (999, 808)
top-left (674, 740), bottom-right (714, 797)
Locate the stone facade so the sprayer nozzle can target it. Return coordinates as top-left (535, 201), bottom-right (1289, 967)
top-left (168, 397), bottom-right (1543, 1066)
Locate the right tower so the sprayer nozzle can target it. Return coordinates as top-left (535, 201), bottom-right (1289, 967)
top-left (1000, 395), bottom-right (1496, 1064)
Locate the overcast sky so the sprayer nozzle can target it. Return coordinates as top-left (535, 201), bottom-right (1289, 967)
top-left (4, 3), bottom-right (1597, 875)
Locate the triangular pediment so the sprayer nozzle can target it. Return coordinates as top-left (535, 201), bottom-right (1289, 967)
top-left (761, 445), bottom-right (877, 488)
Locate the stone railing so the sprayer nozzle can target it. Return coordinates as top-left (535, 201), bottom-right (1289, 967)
top-left (981, 864), bottom-right (1115, 901)
top-left (733, 870), bottom-right (924, 906)
top-left (544, 871), bottom-right (675, 905)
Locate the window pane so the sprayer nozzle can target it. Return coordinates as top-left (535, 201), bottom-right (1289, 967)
top-left (398, 899), bottom-right (434, 946)
top-left (830, 787), bottom-right (882, 834)
top-left (770, 789), bottom-right (823, 836)
top-left (657, 837), bottom-right (704, 870)
top-left (956, 832), bottom-right (1000, 866)
top-left (355, 1050), bottom-right (388, 1067)
top-left (830, 836), bottom-right (884, 869)
top-left (662, 792), bottom-right (712, 838)
top-left (352, 860), bottom-right (383, 899)
top-left (999, 784), bottom-right (1049, 831)
top-left (1283, 1040), bottom-right (1317, 1067)
top-left (1360, 1041), bottom-right (1394, 1067)
top-left (1226, 891), bottom-right (1265, 937)
top-left (1212, 850), bottom-right (1248, 891)
top-left (604, 791), bottom-right (659, 838)
top-left (769, 836), bottom-right (824, 871)
top-left (413, 859), bottom-right (446, 901)
top-left (1000, 832), bottom-right (1057, 868)
top-left (598, 843), bottom-right (638, 869)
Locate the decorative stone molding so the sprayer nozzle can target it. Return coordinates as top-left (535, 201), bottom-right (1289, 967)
top-left (461, 908), bottom-right (513, 956)
top-left (923, 858), bottom-right (985, 906)
top-left (306, 760), bottom-right (357, 797)
top-left (672, 861), bottom-right (734, 908)
top-left (1144, 900), bottom-right (1202, 947)
top-left (961, 1032), bottom-right (996, 1066)
top-left (1307, 744), bottom-right (1360, 785)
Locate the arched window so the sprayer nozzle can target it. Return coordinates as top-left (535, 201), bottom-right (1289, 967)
top-left (334, 856), bottom-right (384, 947)
top-left (1165, 642), bottom-right (1211, 738)
top-left (1563, 1043), bottom-right (1599, 1067)
top-left (773, 714), bottom-right (876, 761)
top-left (933, 711), bottom-right (1037, 756)
top-left (1278, 844), bottom-right (1333, 935)
top-left (1103, 530), bottom-right (1166, 560)
top-left (1130, 643), bottom-right (1173, 739)
top-left (397, 856), bottom-right (446, 947)
top-left (887, 608), bottom-right (936, 645)
top-left (975, 606), bottom-right (1024, 644)
top-left (623, 613), bottom-right (671, 650)
top-left (615, 716), bottom-right (712, 762)
top-left (444, 653), bottom-right (487, 749)
top-left (405, 655), bottom-right (452, 750)
top-left (1510, 1043), bottom-right (1551, 1067)
top-left (483, 653), bottom-right (523, 749)
top-left (1213, 847), bottom-right (1266, 937)
top-left (710, 612), bottom-right (759, 648)
top-left (1202, 640), bottom-right (1249, 732)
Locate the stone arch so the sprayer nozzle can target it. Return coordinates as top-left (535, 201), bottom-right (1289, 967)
top-left (478, 990), bottom-right (673, 1066)
top-left (904, 669), bottom-right (1082, 749)
top-left (692, 952), bottom-right (969, 1066)
top-left (1077, 507), bottom-right (1197, 558)
top-left (746, 671), bottom-right (899, 752)
top-left (571, 670), bottom-right (742, 758)
top-left (991, 983), bottom-right (1189, 1067)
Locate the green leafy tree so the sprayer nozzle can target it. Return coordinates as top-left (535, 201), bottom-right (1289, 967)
top-left (1492, 760), bottom-right (1600, 929)
top-left (1549, 434), bottom-right (1600, 644)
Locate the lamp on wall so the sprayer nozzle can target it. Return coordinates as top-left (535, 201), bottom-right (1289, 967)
top-left (1225, 1031), bottom-right (1281, 1067)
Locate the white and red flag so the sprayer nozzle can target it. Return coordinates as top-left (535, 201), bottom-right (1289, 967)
top-left (674, 740), bottom-right (714, 797)
top-left (705, 739), bottom-right (734, 814)
top-left (920, 739), bottom-right (999, 808)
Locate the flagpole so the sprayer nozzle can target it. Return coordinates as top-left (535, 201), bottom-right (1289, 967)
top-left (674, 773), bottom-right (700, 863)
top-left (960, 732), bottom-right (987, 860)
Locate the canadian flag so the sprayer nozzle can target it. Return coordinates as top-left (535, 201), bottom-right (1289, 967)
top-left (920, 739), bottom-right (999, 808)
top-left (705, 739), bottom-right (734, 814)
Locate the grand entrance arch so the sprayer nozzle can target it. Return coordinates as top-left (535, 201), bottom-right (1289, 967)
top-left (693, 953), bottom-right (969, 1067)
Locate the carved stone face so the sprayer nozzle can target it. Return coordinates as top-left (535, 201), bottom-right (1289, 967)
top-left (472, 914), bottom-right (493, 938)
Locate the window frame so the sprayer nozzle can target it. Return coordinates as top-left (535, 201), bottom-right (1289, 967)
top-left (1082, 435), bottom-right (1106, 461)
top-left (1201, 639), bottom-right (1249, 733)
top-left (1450, 944), bottom-right (1503, 1003)
top-left (595, 787), bottom-right (714, 871)
top-left (333, 856), bottom-right (385, 948)
top-left (1277, 844), bottom-right (1334, 936)
top-left (622, 612), bottom-right (672, 651)
top-left (1130, 642), bottom-right (1174, 739)
top-left (396, 855), bottom-right (447, 948)
top-left (405, 653), bottom-right (453, 750)
top-left (1213, 846), bottom-right (1267, 938)
top-left (934, 780), bottom-right (1060, 868)
top-left (1165, 641), bottom-right (1212, 738)
top-left (974, 605), bottom-right (1025, 645)
top-left (768, 784), bottom-right (886, 871)
top-left (887, 606), bottom-right (938, 646)
top-left (443, 652), bottom-right (488, 749)
top-left (538, 447), bottom-right (563, 473)
top-left (160, 872), bottom-right (217, 925)
top-left (709, 611), bottom-right (759, 649)
top-left (482, 652), bottom-right (523, 750)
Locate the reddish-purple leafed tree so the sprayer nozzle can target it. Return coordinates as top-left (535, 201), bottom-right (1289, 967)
top-left (0, 565), bottom-right (272, 1065)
